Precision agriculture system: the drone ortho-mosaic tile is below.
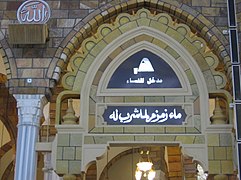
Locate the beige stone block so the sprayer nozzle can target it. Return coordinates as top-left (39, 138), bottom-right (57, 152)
top-left (165, 127), bottom-right (185, 133)
top-left (176, 57), bottom-right (189, 71)
top-left (207, 134), bottom-right (219, 146)
top-left (166, 27), bottom-right (185, 42)
top-left (220, 133), bottom-right (232, 146)
top-left (56, 160), bottom-right (68, 174)
top-left (165, 96), bottom-right (184, 102)
top-left (84, 41), bottom-right (96, 52)
top-left (119, 21), bottom-right (138, 33)
top-left (75, 147), bottom-right (82, 160)
top-left (155, 135), bottom-right (175, 141)
top-left (185, 69), bottom-right (196, 85)
top-left (214, 147), bottom-right (226, 160)
top-left (104, 96), bottom-right (124, 103)
top-left (208, 147), bottom-right (214, 160)
top-left (104, 127), bottom-right (124, 133)
top-left (152, 38), bottom-right (168, 49)
top-left (114, 135), bottom-right (135, 141)
top-left (135, 135), bottom-right (155, 141)
top-left (165, 46), bottom-right (180, 59)
top-left (90, 127), bottom-right (104, 133)
top-left (94, 136), bottom-right (113, 144)
top-left (73, 71), bottom-right (86, 91)
top-left (58, 134), bottom-right (70, 146)
top-left (21, 69), bottom-right (44, 78)
top-left (103, 29), bottom-right (122, 44)
top-left (192, 0), bottom-right (210, 6)
top-left (144, 96), bottom-right (165, 102)
top-left (90, 40), bottom-right (107, 57)
top-left (66, 43), bottom-right (75, 53)
top-left (121, 39), bottom-right (136, 50)
top-left (209, 160), bottom-right (221, 174)
top-left (137, 18), bottom-right (151, 27)
top-left (16, 58), bottom-right (32, 68)
top-left (181, 39), bottom-right (198, 55)
top-left (33, 58), bottom-right (51, 68)
top-left (70, 134), bottom-right (82, 147)
top-left (185, 127), bottom-right (200, 134)
top-left (226, 147), bottom-right (233, 160)
top-left (135, 34), bottom-right (152, 43)
top-left (108, 47), bottom-right (123, 60)
top-left (84, 136), bottom-right (95, 144)
top-left (145, 127), bottom-right (165, 133)
top-left (202, 7), bottom-right (220, 16)
top-left (69, 161), bottom-right (81, 174)
top-left (88, 115), bottom-right (95, 131)
top-left (124, 127), bottom-right (144, 133)
top-left (63, 147), bottom-right (75, 160)
top-left (194, 53), bottom-right (209, 71)
top-left (191, 84), bottom-right (199, 96)
top-left (176, 136), bottom-right (195, 144)
top-left (79, 54), bottom-right (94, 72)
top-left (57, 147), bottom-right (63, 160)
top-left (124, 96), bottom-right (144, 102)
top-left (57, 19), bottom-right (75, 27)
top-left (194, 135), bottom-right (205, 144)
top-left (221, 160), bottom-right (233, 174)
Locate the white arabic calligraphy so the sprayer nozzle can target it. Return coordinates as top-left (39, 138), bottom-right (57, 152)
top-left (109, 108), bottom-right (182, 124)
top-left (126, 77), bottom-right (163, 84)
top-left (17, 0), bottom-right (51, 24)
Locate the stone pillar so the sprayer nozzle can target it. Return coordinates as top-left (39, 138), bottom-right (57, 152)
top-left (42, 152), bottom-right (53, 180)
top-left (14, 94), bottom-right (47, 180)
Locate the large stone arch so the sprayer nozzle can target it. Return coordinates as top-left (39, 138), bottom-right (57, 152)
top-left (50, 0), bottom-right (231, 86)
top-left (54, 3), bottom-right (234, 178)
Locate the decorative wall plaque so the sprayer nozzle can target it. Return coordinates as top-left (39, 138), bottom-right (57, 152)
top-left (102, 105), bottom-right (187, 125)
top-left (17, 0), bottom-right (51, 24)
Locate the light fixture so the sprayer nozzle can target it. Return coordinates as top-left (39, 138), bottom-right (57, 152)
top-left (135, 150), bottom-right (156, 180)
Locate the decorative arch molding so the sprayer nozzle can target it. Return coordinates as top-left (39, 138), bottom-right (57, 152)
top-left (0, 30), bottom-right (16, 79)
top-left (53, 0), bottom-right (231, 87)
top-left (62, 9), bottom-right (227, 94)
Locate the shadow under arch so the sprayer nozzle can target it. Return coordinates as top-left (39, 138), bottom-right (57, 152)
top-left (50, 0), bottom-right (231, 85)
top-left (99, 146), bottom-right (168, 180)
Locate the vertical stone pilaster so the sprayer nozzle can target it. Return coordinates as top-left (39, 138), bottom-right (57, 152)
top-left (14, 94), bottom-right (47, 180)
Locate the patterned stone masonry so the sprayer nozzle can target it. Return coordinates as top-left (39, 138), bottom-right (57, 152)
top-left (207, 133), bottom-right (234, 174)
top-left (0, 0), bottom-right (231, 95)
top-left (56, 133), bottom-right (83, 175)
top-left (83, 134), bottom-right (205, 145)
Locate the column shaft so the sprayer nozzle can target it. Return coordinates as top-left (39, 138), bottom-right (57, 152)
top-left (14, 94), bottom-right (47, 180)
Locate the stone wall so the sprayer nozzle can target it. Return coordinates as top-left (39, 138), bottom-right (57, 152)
top-left (0, 0), bottom-right (232, 95)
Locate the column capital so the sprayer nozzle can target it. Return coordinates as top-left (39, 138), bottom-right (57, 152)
top-left (13, 94), bottom-right (48, 127)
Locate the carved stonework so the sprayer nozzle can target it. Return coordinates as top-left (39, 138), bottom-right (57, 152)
top-left (210, 98), bottom-right (226, 124)
top-left (62, 99), bottom-right (78, 124)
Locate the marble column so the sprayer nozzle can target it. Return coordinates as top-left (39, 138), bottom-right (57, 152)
top-left (14, 94), bottom-right (47, 180)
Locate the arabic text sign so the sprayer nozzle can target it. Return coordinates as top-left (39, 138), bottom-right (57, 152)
top-left (17, 0), bottom-right (51, 24)
top-left (108, 50), bottom-right (182, 88)
top-left (103, 106), bottom-right (187, 125)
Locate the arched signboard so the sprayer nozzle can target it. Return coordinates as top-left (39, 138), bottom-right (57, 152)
top-left (107, 50), bottom-right (182, 89)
